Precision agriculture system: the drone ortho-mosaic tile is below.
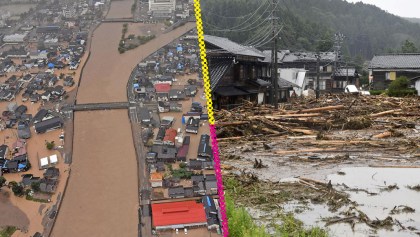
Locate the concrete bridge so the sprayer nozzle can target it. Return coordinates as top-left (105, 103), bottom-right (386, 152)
top-left (63, 102), bottom-right (131, 111)
top-left (102, 18), bottom-right (135, 23)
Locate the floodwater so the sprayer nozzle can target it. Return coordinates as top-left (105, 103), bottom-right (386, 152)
top-left (51, 110), bottom-right (138, 237)
top-left (52, 1), bottom-right (196, 237)
top-left (76, 22), bottom-right (196, 104)
top-left (106, 0), bottom-right (133, 19)
top-left (280, 167), bottom-right (420, 237)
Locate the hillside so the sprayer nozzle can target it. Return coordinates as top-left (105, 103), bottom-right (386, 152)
top-left (405, 17), bottom-right (420, 25)
top-left (201, 0), bottom-right (420, 58)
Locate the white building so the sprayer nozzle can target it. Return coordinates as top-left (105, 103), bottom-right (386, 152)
top-left (2, 33), bottom-right (28, 43)
top-left (149, 0), bottom-right (176, 17)
top-left (278, 68), bottom-right (307, 96)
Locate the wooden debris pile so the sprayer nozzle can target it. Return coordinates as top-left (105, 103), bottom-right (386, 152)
top-left (215, 95), bottom-right (420, 140)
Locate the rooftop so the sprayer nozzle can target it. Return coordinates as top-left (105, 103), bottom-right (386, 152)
top-left (205, 35), bottom-right (265, 58)
top-left (370, 54), bottom-right (420, 69)
top-left (151, 201), bottom-right (207, 227)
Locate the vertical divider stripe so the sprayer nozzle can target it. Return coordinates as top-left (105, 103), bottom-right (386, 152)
top-left (193, 1), bottom-right (229, 236)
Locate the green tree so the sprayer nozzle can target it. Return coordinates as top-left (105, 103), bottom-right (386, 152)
top-left (46, 141), bottom-right (55, 150)
top-left (12, 184), bottom-right (24, 197)
top-left (31, 182), bottom-right (41, 192)
top-left (0, 176), bottom-right (6, 188)
top-left (401, 39), bottom-right (418, 53)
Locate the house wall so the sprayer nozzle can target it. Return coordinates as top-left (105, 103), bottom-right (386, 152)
top-left (415, 80), bottom-right (420, 96)
top-left (372, 70), bottom-right (420, 90)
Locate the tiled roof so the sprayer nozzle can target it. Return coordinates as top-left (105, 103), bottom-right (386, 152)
top-left (209, 59), bottom-right (233, 90)
top-left (370, 54), bottom-right (420, 69)
top-left (334, 68), bottom-right (357, 77)
top-left (204, 35), bottom-right (265, 58)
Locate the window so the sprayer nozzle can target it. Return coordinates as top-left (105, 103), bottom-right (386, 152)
top-left (386, 72), bottom-right (396, 81)
top-left (319, 80), bottom-right (326, 90)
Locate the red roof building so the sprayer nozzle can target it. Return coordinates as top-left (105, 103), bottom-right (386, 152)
top-left (151, 201), bottom-right (207, 230)
top-left (154, 83), bottom-right (171, 93)
top-left (163, 128), bottom-right (177, 145)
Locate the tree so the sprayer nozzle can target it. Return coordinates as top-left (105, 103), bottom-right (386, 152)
top-left (401, 40), bottom-right (418, 53)
top-left (0, 176), bottom-right (6, 188)
top-left (31, 182), bottom-right (41, 192)
top-left (12, 184), bottom-right (24, 197)
top-left (46, 141), bottom-right (55, 150)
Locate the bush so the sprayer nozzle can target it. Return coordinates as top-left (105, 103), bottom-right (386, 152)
top-left (369, 90), bottom-right (386, 95)
top-left (387, 76), bottom-right (417, 97)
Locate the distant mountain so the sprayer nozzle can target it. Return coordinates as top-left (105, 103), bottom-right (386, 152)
top-left (405, 17), bottom-right (420, 25)
top-left (201, 0), bottom-right (420, 58)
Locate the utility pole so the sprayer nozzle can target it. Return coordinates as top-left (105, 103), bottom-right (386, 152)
top-left (316, 54), bottom-right (320, 99)
top-left (270, 0), bottom-right (279, 108)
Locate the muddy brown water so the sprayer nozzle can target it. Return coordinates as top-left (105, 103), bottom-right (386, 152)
top-left (51, 2), bottom-right (196, 236)
top-left (51, 110), bottom-right (138, 237)
top-left (0, 191), bottom-right (30, 231)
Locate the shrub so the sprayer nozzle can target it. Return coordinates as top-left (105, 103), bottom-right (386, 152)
top-left (12, 185), bottom-right (24, 197)
top-left (387, 76), bottom-right (417, 97)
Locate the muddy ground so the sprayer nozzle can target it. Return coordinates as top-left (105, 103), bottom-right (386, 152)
top-left (217, 95), bottom-right (420, 236)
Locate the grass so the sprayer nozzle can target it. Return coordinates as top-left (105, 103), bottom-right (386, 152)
top-left (0, 226), bottom-right (17, 237)
top-left (225, 194), bottom-right (328, 237)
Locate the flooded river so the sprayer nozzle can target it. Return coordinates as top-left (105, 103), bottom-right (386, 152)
top-left (52, 0), bottom-right (196, 236)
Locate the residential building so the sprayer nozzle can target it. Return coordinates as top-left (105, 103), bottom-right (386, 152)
top-left (369, 54), bottom-right (420, 90)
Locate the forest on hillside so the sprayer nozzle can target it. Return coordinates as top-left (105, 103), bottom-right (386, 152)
top-left (201, 0), bottom-right (420, 58)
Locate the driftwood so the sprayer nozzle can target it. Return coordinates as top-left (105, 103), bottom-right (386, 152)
top-left (373, 131), bottom-right (392, 139)
top-left (275, 148), bottom-right (337, 155)
top-left (370, 109), bottom-right (402, 118)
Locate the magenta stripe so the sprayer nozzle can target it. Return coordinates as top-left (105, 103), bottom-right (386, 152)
top-left (209, 124), bottom-right (229, 236)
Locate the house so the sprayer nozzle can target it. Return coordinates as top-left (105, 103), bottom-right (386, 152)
top-left (163, 128), bottom-right (177, 146)
top-left (154, 83), bottom-right (171, 101)
top-left (154, 127), bottom-right (166, 145)
top-left (189, 159), bottom-right (203, 170)
top-left (169, 89), bottom-right (186, 100)
top-left (155, 75), bottom-right (173, 85)
top-left (33, 109), bottom-right (48, 124)
top-left (332, 68), bottom-right (360, 92)
top-left (52, 85), bottom-right (65, 96)
top-left (39, 178), bottom-right (57, 193)
top-left (176, 143), bottom-right (189, 162)
top-left (146, 152), bottom-right (157, 163)
top-left (0, 144), bottom-right (9, 160)
top-left (168, 186), bottom-right (185, 198)
top-left (205, 178), bottom-right (217, 195)
top-left (21, 174), bottom-right (40, 187)
top-left (184, 85), bottom-right (197, 97)
top-left (151, 145), bottom-right (177, 163)
top-left (197, 135), bottom-right (212, 160)
top-left (277, 68), bottom-right (308, 96)
top-left (278, 51), bottom-right (336, 93)
top-left (185, 117), bottom-right (199, 134)
top-left (203, 196), bottom-right (220, 230)
top-left (30, 93), bottom-right (41, 103)
top-left (41, 91), bottom-right (51, 101)
top-left (150, 172), bottom-right (163, 188)
top-left (34, 117), bottom-right (63, 133)
top-left (158, 101), bottom-right (170, 113)
top-left (370, 54), bottom-right (420, 90)
top-left (151, 201), bottom-right (207, 230)
top-left (139, 107), bottom-right (152, 125)
top-left (205, 35), bottom-right (271, 109)
top-left (43, 167), bottom-right (59, 180)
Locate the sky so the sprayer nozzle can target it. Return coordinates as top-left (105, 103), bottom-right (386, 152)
top-left (345, 0), bottom-right (420, 18)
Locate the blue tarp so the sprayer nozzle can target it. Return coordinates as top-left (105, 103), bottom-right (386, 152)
top-left (133, 83), bottom-right (139, 89)
top-left (18, 163), bottom-right (26, 169)
top-left (177, 46), bottom-right (183, 52)
top-left (182, 116), bottom-right (185, 124)
top-left (48, 63), bottom-right (55, 69)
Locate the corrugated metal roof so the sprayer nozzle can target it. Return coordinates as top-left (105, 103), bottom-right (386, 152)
top-left (204, 35), bottom-right (265, 58)
top-left (151, 201), bottom-right (207, 227)
top-left (334, 68), bottom-right (357, 77)
top-left (370, 54), bottom-right (420, 69)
